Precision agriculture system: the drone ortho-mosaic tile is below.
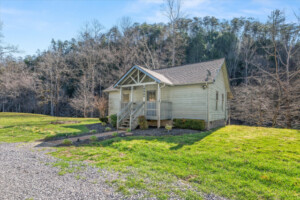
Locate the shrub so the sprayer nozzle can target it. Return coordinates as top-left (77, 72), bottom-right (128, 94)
top-left (165, 124), bottom-right (172, 132)
top-left (90, 135), bottom-right (97, 142)
top-left (138, 116), bottom-right (148, 130)
top-left (126, 128), bottom-right (131, 132)
top-left (112, 132), bottom-right (119, 137)
top-left (173, 119), bottom-right (206, 130)
top-left (105, 127), bottom-right (112, 131)
top-left (89, 129), bottom-right (97, 134)
top-left (101, 122), bottom-right (107, 126)
top-left (62, 139), bottom-right (72, 145)
top-left (110, 114), bottom-right (117, 127)
top-left (99, 117), bottom-right (108, 123)
top-left (95, 96), bottom-right (108, 118)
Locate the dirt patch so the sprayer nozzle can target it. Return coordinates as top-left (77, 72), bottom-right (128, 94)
top-left (86, 123), bottom-right (117, 132)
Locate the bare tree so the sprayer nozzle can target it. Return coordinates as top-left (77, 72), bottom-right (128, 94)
top-left (0, 57), bottom-right (37, 112)
top-left (233, 10), bottom-right (300, 128)
top-left (37, 45), bottom-right (68, 116)
top-left (0, 21), bottom-right (18, 58)
top-left (162, 0), bottom-right (184, 66)
top-left (95, 96), bottom-right (108, 118)
top-left (70, 75), bottom-right (95, 118)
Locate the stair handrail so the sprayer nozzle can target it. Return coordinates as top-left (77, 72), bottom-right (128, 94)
top-left (130, 102), bottom-right (145, 130)
top-left (117, 102), bottom-right (133, 129)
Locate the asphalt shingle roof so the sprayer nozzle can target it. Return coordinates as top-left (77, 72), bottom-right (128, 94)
top-left (154, 58), bottom-right (224, 85)
top-left (104, 58), bottom-right (225, 92)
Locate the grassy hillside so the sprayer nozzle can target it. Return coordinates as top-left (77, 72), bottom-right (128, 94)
top-left (52, 125), bottom-right (300, 199)
top-left (0, 112), bottom-right (99, 142)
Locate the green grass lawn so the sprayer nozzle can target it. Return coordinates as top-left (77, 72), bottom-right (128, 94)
top-left (52, 125), bottom-right (300, 200)
top-left (0, 112), bottom-right (99, 142)
top-left (0, 113), bottom-right (299, 199)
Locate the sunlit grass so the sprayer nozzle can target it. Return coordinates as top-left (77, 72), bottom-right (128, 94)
top-left (0, 112), bottom-right (99, 142)
top-left (52, 125), bottom-right (300, 199)
top-left (1, 113), bottom-right (299, 199)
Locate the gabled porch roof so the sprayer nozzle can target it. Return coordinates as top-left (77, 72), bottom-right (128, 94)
top-left (113, 65), bottom-right (173, 88)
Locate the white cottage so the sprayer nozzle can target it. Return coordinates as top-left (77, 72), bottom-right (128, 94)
top-left (104, 58), bottom-right (233, 130)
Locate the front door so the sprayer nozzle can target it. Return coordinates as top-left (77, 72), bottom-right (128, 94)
top-left (121, 93), bottom-right (130, 109)
top-left (146, 90), bottom-right (156, 118)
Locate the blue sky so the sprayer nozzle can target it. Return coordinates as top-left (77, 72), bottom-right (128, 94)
top-left (0, 0), bottom-right (299, 57)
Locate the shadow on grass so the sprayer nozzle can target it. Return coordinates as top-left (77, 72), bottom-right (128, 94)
top-left (39, 127), bottom-right (221, 150)
top-left (113, 128), bottom-right (216, 150)
top-left (46, 124), bottom-right (90, 139)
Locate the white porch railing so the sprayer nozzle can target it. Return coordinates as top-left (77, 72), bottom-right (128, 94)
top-left (146, 101), bottom-right (172, 120)
top-left (117, 101), bottom-right (172, 129)
top-left (121, 102), bottom-right (129, 109)
top-left (130, 102), bottom-right (145, 130)
top-left (117, 102), bottom-right (132, 129)
top-left (146, 101), bottom-right (156, 119)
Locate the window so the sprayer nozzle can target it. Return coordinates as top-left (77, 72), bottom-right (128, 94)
top-left (222, 94), bottom-right (224, 111)
top-left (147, 90), bottom-right (156, 102)
top-left (147, 90), bottom-right (157, 117)
top-left (216, 91), bottom-right (219, 110)
top-left (122, 94), bottom-right (129, 102)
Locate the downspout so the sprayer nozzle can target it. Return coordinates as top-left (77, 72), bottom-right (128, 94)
top-left (157, 83), bottom-right (166, 129)
top-left (160, 83), bottom-right (166, 89)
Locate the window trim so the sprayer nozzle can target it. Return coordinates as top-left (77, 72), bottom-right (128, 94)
top-left (216, 91), bottom-right (219, 110)
top-left (147, 90), bottom-right (156, 102)
top-left (222, 93), bottom-right (224, 111)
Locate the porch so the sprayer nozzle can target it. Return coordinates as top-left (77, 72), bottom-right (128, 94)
top-left (113, 65), bottom-right (173, 130)
top-left (121, 101), bottom-right (172, 120)
top-left (118, 100), bottom-right (172, 130)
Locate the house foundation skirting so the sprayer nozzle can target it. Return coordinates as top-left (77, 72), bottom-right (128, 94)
top-left (147, 120), bottom-right (173, 127)
top-left (207, 119), bottom-right (226, 129)
top-left (147, 119), bottom-right (226, 129)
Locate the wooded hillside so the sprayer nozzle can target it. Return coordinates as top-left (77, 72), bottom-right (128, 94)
top-left (0, 3), bottom-right (299, 128)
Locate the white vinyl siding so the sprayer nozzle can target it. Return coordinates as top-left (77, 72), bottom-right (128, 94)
top-left (165, 84), bottom-right (207, 120)
top-left (108, 91), bottom-right (120, 115)
top-left (208, 64), bottom-right (227, 121)
top-left (107, 64), bottom-right (229, 122)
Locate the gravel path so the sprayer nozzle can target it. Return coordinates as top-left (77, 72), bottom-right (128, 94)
top-left (0, 142), bottom-right (227, 200)
top-left (0, 142), bottom-right (142, 200)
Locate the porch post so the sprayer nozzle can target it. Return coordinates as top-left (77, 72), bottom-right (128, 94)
top-left (130, 86), bottom-right (133, 130)
top-left (143, 85), bottom-right (146, 115)
top-left (120, 87), bottom-right (123, 105)
top-left (130, 86), bottom-right (133, 102)
top-left (118, 87), bottom-right (123, 130)
top-left (157, 83), bottom-right (161, 128)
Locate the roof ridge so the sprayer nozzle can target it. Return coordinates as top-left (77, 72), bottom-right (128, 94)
top-left (154, 58), bottom-right (225, 71)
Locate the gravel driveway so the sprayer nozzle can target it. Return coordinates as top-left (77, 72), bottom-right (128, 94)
top-left (0, 142), bottom-right (227, 200)
top-left (0, 142), bottom-right (141, 200)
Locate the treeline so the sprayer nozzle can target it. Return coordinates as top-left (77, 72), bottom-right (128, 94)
top-left (0, 5), bottom-right (299, 128)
